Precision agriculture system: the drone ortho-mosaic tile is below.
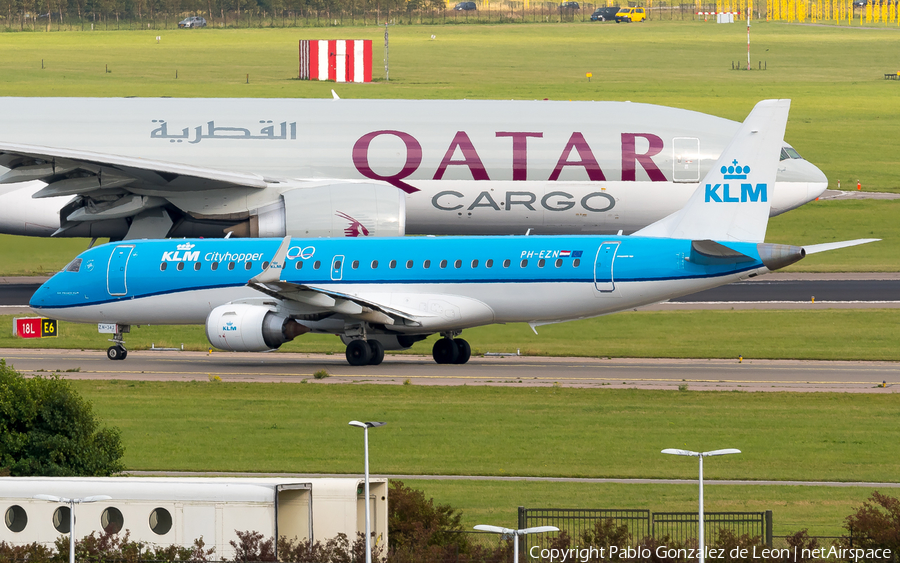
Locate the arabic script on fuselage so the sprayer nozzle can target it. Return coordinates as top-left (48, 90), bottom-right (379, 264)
top-left (150, 120), bottom-right (298, 144)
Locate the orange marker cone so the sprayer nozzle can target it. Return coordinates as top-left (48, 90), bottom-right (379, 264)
top-left (857, 181), bottom-right (862, 191)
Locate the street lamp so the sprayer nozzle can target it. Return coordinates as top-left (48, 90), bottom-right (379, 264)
top-left (349, 420), bottom-right (386, 563)
top-left (33, 494), bottom-right (112, 563)
top-left (661, 448), bottom-right (741, 563)
top-left (474, 524), bottom-right (560, 563)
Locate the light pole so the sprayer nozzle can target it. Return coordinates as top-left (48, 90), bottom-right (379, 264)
top-left (661, 448), bottom-right (740, 563)
top-left (349, 420), bottom-right (386, 563)
top-left (474, 524), bottom-right (559, 563)
top-left (33, 494), bottom-right (112, 563)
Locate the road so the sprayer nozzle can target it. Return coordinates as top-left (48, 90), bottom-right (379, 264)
top-left (3, 348), bottom-right (897, 393)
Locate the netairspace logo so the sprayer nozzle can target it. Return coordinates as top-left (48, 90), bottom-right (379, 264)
top-left (529, 545), bottom-right (893, 562)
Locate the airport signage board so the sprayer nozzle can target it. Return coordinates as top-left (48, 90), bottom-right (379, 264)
top-left (13, 317), bottom-right (58, 339)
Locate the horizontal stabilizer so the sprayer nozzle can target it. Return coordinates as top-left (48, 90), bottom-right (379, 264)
top-left (802, 238), bottom-right (880, 255)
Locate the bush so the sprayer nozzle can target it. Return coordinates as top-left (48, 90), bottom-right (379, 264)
top-left (842, 491), bottom-right (900, 557)
top-left (0, 359), bottom-right (125, 476)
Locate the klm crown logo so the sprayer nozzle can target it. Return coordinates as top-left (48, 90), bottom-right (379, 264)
top-left (721, 159), bottom-right (750, 180)
top-left (177, 242), bottom-right (196, 251)
top-left (705, 158), bottom-right (767, 203)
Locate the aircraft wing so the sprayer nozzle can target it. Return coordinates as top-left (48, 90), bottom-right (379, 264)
top-left (0, 141), bottom-right (273, 197)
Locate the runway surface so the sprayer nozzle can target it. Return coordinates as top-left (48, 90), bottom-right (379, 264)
top-left (3, 348), bottom-right (897, 393)
top-left (4, 274), bottom-right (899, 311)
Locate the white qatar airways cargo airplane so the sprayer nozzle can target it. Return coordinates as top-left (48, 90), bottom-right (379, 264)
top-left (29, 99), bottom-right (875, 365)
top-left (0, 97), bottom-right (827, 241)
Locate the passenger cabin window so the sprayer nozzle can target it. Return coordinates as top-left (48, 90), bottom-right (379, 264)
top-left (194, 262), bottom-right (201, 271)
top-left (424, 260), bottom-right (431, 269)
top-left (390, 260), bottom-right (397, 269)
top-left (212, 262), bottom-right (219, 271)
top-left (65, 258), bottom-right (82, 273)
top-left (5, 505), bottom-right (26, 532)
top-left (538, 259), bottom-right (545, 268)
top-left (228, 262), bottom-right (235, 270)
top-left (262, 261), bottom-right (269, 269)
top-left (176, 262), bottom-right (184, 271)
top-left (371, 260), bottom-right (379, 269)
top-left (472, 259), bottom-right (479, 268)
top-left (440, 260), bottom-right (448, 269)
top-left (573, 258), bottom-right (581, 267)
top-left (486, 259), bottom-right (494, 268)
top-left (555, 259), bottom-right (563, 268)
top-left (296, 261), bottom-right (303, 270)
top-left (520, 259), bottom-right (528, 267)
top-left (313, 261), bottom-right (321, 270)
top-left (160, 263), bottom-right (167, 271)
top-left (352, 260), bottom-right (359, 269)
top-left (245, 261), bottom-right (252, 270)
top-left (334, 261), bottom-right (342, 269)
top-left (503, 259), bottom-right (510, 268)
top-left (406, 260), bottom-right (413, 269)
top-left (454, 260), bottom-right (462, 269)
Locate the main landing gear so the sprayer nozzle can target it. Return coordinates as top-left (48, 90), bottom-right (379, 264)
top-left (106, 325), bottom-right (130, 361)
top-left (432, 334), bottom-right (471, 365)
top-left (345, 339), bottom-right (385, 366)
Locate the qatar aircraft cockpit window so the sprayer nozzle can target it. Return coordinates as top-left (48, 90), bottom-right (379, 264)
top-left (64, 258), bottom-right (82, 273)
top-left (780, 146), bottom-right (804, 160)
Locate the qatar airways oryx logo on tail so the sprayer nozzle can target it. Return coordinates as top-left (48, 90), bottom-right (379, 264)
top-left (162, 242), bottom-right (200, 262)
top-left (704, 159), bottom-right (767, 203)
top-left (336, 211), bottom-right (370, 237)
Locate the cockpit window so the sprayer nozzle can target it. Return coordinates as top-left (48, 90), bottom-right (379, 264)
top-left (64, 258), bottom-right (82, 273)
top-left (780, 147), bottom-right (803, 161)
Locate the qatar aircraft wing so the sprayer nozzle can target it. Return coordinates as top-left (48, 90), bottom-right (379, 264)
top-left (30, 99), bottom-right (876, 366)
top-left (0, 97), bottom-right (828, 240)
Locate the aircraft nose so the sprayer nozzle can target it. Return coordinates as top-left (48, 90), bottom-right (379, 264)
top-left (771, 158), bottom-right (828, 216)
top-left (29, 282), bottom-right (48, 310)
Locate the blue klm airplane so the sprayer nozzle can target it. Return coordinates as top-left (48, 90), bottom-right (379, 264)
top-left (30, 100), bottom-right (876, 366)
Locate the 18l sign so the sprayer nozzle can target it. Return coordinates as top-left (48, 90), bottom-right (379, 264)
top-left (13, 317), bottom-right (58, 339)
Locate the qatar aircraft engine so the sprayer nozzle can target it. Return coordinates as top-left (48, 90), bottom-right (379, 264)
top-left (0, 98), bottom-right (827, 241)
top-left (30, 100), bottom-right (873, 365)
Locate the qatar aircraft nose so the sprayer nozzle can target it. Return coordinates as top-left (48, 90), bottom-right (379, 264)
top-left (771, 155), bottom-right (829, 216)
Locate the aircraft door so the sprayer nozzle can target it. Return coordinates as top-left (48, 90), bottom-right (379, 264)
top-left (107, 245), bottom-right (134, 296)
top-left (593, 242), bottom-right (620, 293)
top-left (673, 137), bottom-right (700, 183)
top-left (331, 255), bottom-right (345, 281)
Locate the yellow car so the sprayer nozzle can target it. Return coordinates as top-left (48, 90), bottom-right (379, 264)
top-left (614, 6), bottom-right (646, 21)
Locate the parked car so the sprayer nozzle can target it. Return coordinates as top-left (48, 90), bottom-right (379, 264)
top-left (559, 1), bottom-right (580, 10)
top-left (454, 2), bottom-right (477, 9)
top-left (614, 6), bottom-right (646, 21)
top-left (178, 16), bottom-right (207, 28)
top-left (590, 6), bottom-right (620, 20)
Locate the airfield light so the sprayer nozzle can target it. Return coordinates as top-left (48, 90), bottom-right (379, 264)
top-left (660, 448), bottom-right (740, 563)
top-left (349, 421), bottom-right (386, 563)
top-left (33, 494), bottom-right (112, 563)
top-left (474, 524), bottom-right (559, 563)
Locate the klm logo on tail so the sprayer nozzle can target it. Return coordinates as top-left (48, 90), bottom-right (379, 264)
top-left (704, 159), bottom-right (767, 203)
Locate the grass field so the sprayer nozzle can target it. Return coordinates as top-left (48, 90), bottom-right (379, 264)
top-left (6, 307), bottom-right (900, 359)
top-left (66, 380), bottom-right (899, 535)
top-left (0, 22), bottom-right (898, 193)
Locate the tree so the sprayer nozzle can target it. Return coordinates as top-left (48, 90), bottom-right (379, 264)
top-left (0, 359), bottom-right (124, 476)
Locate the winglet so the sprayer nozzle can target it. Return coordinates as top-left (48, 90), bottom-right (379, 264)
top-left (250, 236), bottom-right (291, 284)
top-left (634, 99), bottom-right (791, 243)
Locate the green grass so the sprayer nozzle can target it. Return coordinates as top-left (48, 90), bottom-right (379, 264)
top-left (1, 22), bottom-right (899, 190)
top-left (59, 380), bottom-right (899, 535)
top-left (71, 381), bottom-right (900, 482)
top-left (7, 308), bottom-right (900, 360)
top-left (402, 480), bottom-right (877, 537)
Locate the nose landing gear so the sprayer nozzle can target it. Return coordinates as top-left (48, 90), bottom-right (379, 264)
top-left (106, 325), bottom-right (130, 361)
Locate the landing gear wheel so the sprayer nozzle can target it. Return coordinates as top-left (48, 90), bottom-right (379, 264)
top-left (368, 340), bottom-right (385, 366)
top-left (454, 339), bottom-right (471, 364)
top-left (107, 345), bottom-right (126, 361)
top-left (432, 338), bottom-right (459, 364)
top-left (346, 339), bottom-right (372, 366)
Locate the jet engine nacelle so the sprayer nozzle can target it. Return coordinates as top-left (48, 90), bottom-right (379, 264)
top-left (206, 303), bottom-right (308, 352)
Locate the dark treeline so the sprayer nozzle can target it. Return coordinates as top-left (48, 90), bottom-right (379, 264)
top-left (0, 0), bottom-right (712, 32)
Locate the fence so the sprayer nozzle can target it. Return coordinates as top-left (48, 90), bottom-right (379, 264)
top-left (518, 507), bottom-right (773, 553)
